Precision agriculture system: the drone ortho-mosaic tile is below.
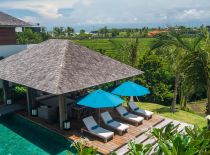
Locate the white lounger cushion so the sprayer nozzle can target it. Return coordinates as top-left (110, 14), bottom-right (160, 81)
top-left (123, 113), bottom-right (144, 122)
top-left (83, 116), bottom-right (98, 131)
top-left (101, 112), bottom-right (129, 131)
top-left (116, 106), bottom-right (144, 123)
top-left (129, 101), bottom-right (154, 117)
top-left (82, 116), bottom-right (114, 139)
top-left (91, 127), bottom-right (114, 139)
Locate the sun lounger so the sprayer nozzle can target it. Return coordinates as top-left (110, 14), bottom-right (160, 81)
top-left (128, 101), bottom-right (153, 120)
top-left (82, 116), bottom-right (114, 142)
top-left (116, 106), bottom-right (144, 126)
top-left (101, 111), bottom-right (129, 135)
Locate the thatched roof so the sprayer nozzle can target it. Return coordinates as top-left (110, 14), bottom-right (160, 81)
top-left (0, 39), bottom-right (143, 94)
top-left (0, 12), bottom-right (31, 27)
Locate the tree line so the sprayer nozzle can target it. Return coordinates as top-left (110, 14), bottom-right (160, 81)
top-left (17, 25), bottom-right (210, 43)
top-left (105, 27), bottom-right (209, 114)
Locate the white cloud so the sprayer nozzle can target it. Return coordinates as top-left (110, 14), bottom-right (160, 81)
top-left (22, 16), bottom-right (37, 23)
top-left (0, 0), bottom-right (79, 19)
top-left (82, 0), bottom-right (93, 6)
top-left (133, 17), bottom-right (138, 21)
top-left (26, 4), bottom-right (63, 19)
top-left (1, 0), bottom-right (210, 27)
top-left (175, 9), bottom-right (210, 20)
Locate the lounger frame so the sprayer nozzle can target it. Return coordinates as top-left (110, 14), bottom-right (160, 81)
top-left (81, 127), bottom-right (113, 143)
top-left (82, 116), bottom-right (114, 143)
top-left (128, 102), bottom-right (153, 120)
top-left (116, 107), bottom-right (143, 126)
top-left (119, 115), bottom-right (142, 126)
top-left (101, 116), bottom-right (128, 135)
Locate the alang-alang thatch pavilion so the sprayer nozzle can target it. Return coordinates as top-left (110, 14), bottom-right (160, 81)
top-left (0, 39), bottom-right (143, 129)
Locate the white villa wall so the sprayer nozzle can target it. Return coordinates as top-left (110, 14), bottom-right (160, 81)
top-left (0, 44), bottom-right (36, 88)
top-left (0, 44), bottom-right (35, 57)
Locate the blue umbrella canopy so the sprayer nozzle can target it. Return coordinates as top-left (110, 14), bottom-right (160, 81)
top-left (77, 89), bottom-right (124, 108)
top-left (111, 81), bottom-right (150, 96)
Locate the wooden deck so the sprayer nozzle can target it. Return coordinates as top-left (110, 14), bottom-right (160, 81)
top-left (18, 111), bottom-right (164, 155)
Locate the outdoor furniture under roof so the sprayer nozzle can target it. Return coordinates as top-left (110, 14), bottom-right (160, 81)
top-left (0, 39), bottom-right (143, 95)
top-left (0, 39), bottom-right (143, 128)
top-left (0, 11), bottom-right (31, 27)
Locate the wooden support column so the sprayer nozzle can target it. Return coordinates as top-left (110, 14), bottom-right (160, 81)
top-left (26, 87), bottom-right (36, 116)
top-left (114, 80), bottom-right (120, 87)
top-left (2, 80), bottom-right (9, 104)
top-left (58, 94), bottom-right (67, 129)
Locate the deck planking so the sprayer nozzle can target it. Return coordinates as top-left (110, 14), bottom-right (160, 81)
top-left (18, 111), bottom-right (164, 155)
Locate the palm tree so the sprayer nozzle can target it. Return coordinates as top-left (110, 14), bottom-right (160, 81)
top-left (108, 38), bottom-right (139, 67)
top-left (151, 30), bottom-right (197, 112)
top-left (181, 27), bottom-right (210, 114)
top-left (151, 28), bottom-right (209, 113)
top-left (53, 27), bottom-right (65, 37)
top-left (127, 38), bottom-right (139, 67)
top-left (65, 27), bottom-right (74, 37)
top-left (99, 26), bottom-right (108, 37)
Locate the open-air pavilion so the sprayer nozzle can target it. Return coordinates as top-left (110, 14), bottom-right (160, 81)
top-left (0, 39), bottom-right (193, 154)
top-left (0, 39), bottom-right (143, 127)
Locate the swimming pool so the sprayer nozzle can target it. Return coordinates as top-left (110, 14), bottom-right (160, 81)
top-left (0, 114), bottom-right (76, 155)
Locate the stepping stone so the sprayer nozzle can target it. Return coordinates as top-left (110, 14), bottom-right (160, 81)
top-left (153, 119), bottom-right (173, 129)
top-left (114, 117), bottom-right (193, 155)
top-left (115, 134), bottom-right (149, 155)
top-left (172, 120), bottom-right (180, 127)
top-left (149, 143), bottom-right (158, 155)
top-left (142, 137), bottom-right (157, 145)
top-left (135, 134), bottom-right (149, 144)
top-left (177, 123), bottom-right (189, 133)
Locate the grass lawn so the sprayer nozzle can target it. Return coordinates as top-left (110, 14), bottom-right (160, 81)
top-left (187, 99), bottom-right (207, 116)
top-left (138, 102), bottom-right (207, 128)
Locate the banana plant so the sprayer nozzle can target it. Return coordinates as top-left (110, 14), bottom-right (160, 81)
top-left (151, 123), bottom-right (178, 142)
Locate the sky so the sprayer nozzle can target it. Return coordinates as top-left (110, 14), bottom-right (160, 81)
top-left (1, 0), bottom-right (210, 31)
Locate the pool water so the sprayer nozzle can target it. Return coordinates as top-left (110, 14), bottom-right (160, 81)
top-left (0, 114), bottom-right (76, 155)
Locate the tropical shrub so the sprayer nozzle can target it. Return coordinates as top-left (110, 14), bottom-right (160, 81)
top-left (70, 138), bottom-right (97, 155)
top-left (17, 28), bottom-right (50, 44)
top-left (125, 124), bottom-right (210, 155)
top-left (12, 85), bottom-right (27, 100)
top-left (128, 140), bottom-right (152, 155)
top-left (151, 124), bottom-right (210, 155)
top-left (137, 53), bottom-right (174, 105)
top-left (151, 123), bottom-right (178, 142)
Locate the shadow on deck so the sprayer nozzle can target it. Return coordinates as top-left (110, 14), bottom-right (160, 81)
top-left (0, 104), bottom-right (25, 116)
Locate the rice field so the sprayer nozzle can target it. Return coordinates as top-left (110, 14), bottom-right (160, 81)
top-left (74, 38), bottom-right (155, 59)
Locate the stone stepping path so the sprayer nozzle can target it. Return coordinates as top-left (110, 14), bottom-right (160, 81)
top-left (115, 117), bottom-right (193, 155)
